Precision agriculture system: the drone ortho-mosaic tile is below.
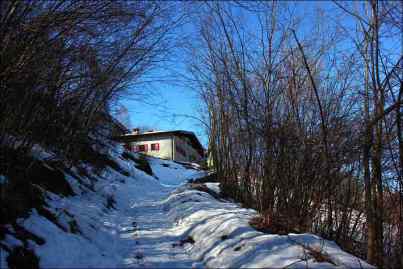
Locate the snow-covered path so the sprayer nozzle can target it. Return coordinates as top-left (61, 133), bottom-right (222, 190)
top-left (122, 195), bottom-right (195, 268)
top-left (111, 158), bottom-right (203, 268)
top-left (1, 150), bottom-right (375, 269)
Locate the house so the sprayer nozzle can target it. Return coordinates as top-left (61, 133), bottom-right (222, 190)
top-left (96, 112), bottom-right (130, 137)
top-left (106, 114), bottom-right (130, 136)
top-left (114, 129), bottom-right (205, 163)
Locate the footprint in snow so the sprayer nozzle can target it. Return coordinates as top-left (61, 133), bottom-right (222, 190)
top-left (135, 252), bottom-right (144, 260)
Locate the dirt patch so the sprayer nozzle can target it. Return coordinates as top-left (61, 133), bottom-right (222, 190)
top-left (289, 237), bottom-right (336, 266)
top-left (0, 147), bottom-right (76, 225)
top-left (305, 245), bottom-right (335, 265)
top-left (12, 224), bottom-right (45, 246)
top-left (172, 236), bottom-right (195, 247)
top-left (28, 161), bottom-right (74, 196)
top-left (249, 213), bottom-right (336, 265)
top-left (181, 199), bottom-right (200, 203)
top-left (7, 246), bottom-right (40, 269)
top-left (106, 195), bottom-right (116, 209)
top-left (190, 183), bottom-right (224, 201)
top-left (1, 149), bottom-right (41, 222)
top-left (103, 157), bottom-right (130, 177)
top-left (78, 142), bottom-right (129, 177)
top-left (221, 235), bottom-right (229, 240)
top-left (69, 166), bottom-right (97, 191)
top-left (36, 207), bottom-right (67, 232)
top-left (121, 151), bottom-right (137, 162)
top-left (1, 180), bottom-right (45, 225)
top-left (122, 152), bottom-right (154, 177)
top-left (2, 225), bottom-right (43, 269)
top-left (189, 172), bottom-right (217, 183)
top-left (68, 219), bottom-right (81, 234)
top-left (173, 161), bottom-right (202, 171)
top-left (249, 212), bottom-right (305, 235)
top-left (135, 252), bottom-right (144, 260)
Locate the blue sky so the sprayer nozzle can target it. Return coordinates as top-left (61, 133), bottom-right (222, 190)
top-left (119, 2), bottom-right (210, 147)
top-left (118, 1), bottom-right (401, 149)
top-left (120, 80), bottom-right (205, 144)
top-left (119, 2), bottom-right (324, 148)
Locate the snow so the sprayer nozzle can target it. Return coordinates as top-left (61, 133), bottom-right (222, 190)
top-left (204, 182), bottom-right (220, 195)
top-left (0, 144), bottom-right (374, 268)
top-left (21, 210), bottom-right (117, 268)
top-left (30, 144), bottom-right (56, 160)
top-left (161, 186), bottom-right (374, 269)
top-left (3, 235), bottom-right (22, 248)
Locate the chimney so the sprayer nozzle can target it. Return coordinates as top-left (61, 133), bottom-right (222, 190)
top-left (132, 128), bottom-right (140, 135)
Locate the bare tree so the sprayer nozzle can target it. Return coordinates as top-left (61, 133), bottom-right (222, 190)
top-left (0, 1), bottom-right (178, 161)
top-left (187, 1), bottom-right (402, 267)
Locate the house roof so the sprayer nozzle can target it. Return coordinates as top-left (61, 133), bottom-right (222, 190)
top-left (113, 130), bottom-right (205, 156)
top-left (101, 112), bottom-right (129, 134)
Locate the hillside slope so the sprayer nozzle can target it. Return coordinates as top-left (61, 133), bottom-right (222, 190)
top-left (0, 143), bottom-right (373, 268)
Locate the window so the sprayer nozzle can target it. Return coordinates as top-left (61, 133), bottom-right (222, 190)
top-left (124, 143), bottom-right (131, 151)
top-left (137, 144), bottom-right (148, 152)
top-left (151, 143), bottom-right (160, 151)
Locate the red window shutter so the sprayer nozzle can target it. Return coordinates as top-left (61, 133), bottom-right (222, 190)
top-left (138, 145), bottom-right (145, 152)
top-left (124, 144), bottom-right (131, 151)
top-left (151, 143), bottom-right (160, 151)
top-left (144, 144), bottom-right (148, 152)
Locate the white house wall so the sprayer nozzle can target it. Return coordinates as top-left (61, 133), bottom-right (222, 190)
top-left (130, 135), bottom-right (173, 160)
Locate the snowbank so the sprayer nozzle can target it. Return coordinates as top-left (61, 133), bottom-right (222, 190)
top-left (1, 144), bottom-right (373, 268)
top-left (163, 185), bottom-right (374, 269)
